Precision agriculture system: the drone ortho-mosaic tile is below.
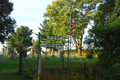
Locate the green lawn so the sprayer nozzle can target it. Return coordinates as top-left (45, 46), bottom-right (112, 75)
top-left (0, 54), bottom-right (98, 74)
top-left (0, 54), bottom-right (98, 80)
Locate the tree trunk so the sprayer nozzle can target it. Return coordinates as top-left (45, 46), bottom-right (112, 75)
top-left (79, 29), bottom-right (84, 56)
top-left (78, 48), bottom-right (82, 56)
top-left (19, 46), bottom-right (23, 74)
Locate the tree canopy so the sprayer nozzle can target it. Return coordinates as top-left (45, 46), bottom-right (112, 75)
top-left (8, 26), bottom-right (33, 50)
top-left (0, 0), bottom-right (16, 43)
top-left (43, 0), bottom-right (101, 55)
top-left (84, 0), bottom-right (120, 68)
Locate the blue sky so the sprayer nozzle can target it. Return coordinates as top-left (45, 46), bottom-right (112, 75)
top-left (0, 0), bottom-right (53, 51)
top-left (10, 0), bottom-right (53, 39)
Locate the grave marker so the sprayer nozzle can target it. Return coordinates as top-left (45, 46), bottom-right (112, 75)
top-left (29, 49), bottom-right (34, 58)
top-left (0, 48), bottom-right (4, 62)
top-left (44, 49), bottom-right (49, 60)
top-left (22, 50), bottom-right (28, 60)
top-left (51, 48), bottom-right (55, 57)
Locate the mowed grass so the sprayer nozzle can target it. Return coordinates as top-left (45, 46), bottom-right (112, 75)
top-left (0, 53), bottom-right (98, 75)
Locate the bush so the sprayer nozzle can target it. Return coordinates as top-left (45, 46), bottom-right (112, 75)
top-left (86, 54), bottom-right (93, 58)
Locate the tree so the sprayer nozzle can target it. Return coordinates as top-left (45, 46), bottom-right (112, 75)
top-left (9, 26), bottom-right (33, 74)
top-left (38, 19), bottom-right (60, 57)
top-left (43, 0), bottom-right (99, 55)
top-left (0, 0), bottom-right (16, 43)
top-left (90, 0), bottom-right (120, 25)
top-left (84, 0), bottom-right (120, 68)
top-left (9, 26), bottom-right (33, 49)
top-left (85, 17), bottom-right (120, 68)
top-left (32, 40), bottom-right (38, 54)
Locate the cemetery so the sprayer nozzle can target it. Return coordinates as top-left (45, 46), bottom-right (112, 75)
top-left (0, 49), bottom-right (99, 80)
top-left (0, 47), bottom-right (120, 80)
top-left (0, 34), bottom-right (120, 80)
top-left (0, 0), bottom-right (120, 80)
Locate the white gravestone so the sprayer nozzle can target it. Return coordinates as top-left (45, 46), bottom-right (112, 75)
top-left (51, 48), bottom-right (55, 57)
top-left (69, 56), bottom-right (76, 59)
top-left (29, 49), bottom-right (34, 57)
top-left (57, 50), bottom-right (61, 57)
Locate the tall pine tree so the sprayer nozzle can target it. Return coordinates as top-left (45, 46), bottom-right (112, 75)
top-left (0, 0), bottom-right (16, 43)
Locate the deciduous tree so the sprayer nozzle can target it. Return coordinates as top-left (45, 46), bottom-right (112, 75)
top-left (43, 0), bottom-right (99, 55)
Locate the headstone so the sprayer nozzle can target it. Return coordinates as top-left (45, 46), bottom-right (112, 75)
top-left (57, 50), bottom-right (61, 57)
top-left (2, 48), bottom-right (4, 55)
top-left (29, 49), bottom-right (34, 57)
top-left (59, 49), bottom-right (64, 62)
top-left (14, 48), bottom-right (16, 55)
top-left (69, 56), bottom-right (76, 59)
top-left (51, 48), bottom-right (55, 57)
top-left (0, 54), bottom-right (3, 62)
top-left (10, 48), bottom-right (16, 59)
top-left (22, 50), bottom-right (28, 60)
top-left (0, 48), bottom-right (4, 61)
top-left (10, 50), bottom-right (14, 59)
top-left (86, 59), bottom-right (89, 61)
top-left (44, 49), bottom-right (49, 60)
top-left (6, 43), bottom-right (9, 55)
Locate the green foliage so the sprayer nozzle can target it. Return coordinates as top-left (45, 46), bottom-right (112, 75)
top-left (43, 0), bottom-right (101, 55)
top-left (38, 19), bottom-right (57, 45)
top-left (85, 16), bottom-right (120, 68)
top-left (38, 19), bottom-right (66, 52)
top-left (0, 0), bottom-right (16, 43)
top-left (84, 0), bottom-right (120, 68)
top-left (32, 40), bottom-right (38, 54)
top-left (8, 26), bottom-right (33, 49)
top-left (91, 0), bottom-right (120, 25)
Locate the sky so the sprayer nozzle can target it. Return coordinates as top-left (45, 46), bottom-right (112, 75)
top-left (0, 0), bottom-right (53, 51)
top-left (0, 0), bottom-right (90, 52)
top-left (10, 0), bottom-right (54, 39)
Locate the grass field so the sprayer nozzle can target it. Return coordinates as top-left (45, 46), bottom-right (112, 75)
top-left (0, 53), bottom-right (98, 80)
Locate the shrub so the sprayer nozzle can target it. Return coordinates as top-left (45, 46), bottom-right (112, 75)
top-left (86, 54), bottom-right (93, 58)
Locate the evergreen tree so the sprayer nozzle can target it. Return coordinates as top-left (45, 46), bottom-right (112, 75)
top-left (38, 20), bottom-right (57, 55)
top-left (0, 0), bottom-right (16, 43)
top-left (9, 26), bottom-right (33, 49)
top-left (8, 26), bottom-right (33, 74)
